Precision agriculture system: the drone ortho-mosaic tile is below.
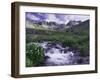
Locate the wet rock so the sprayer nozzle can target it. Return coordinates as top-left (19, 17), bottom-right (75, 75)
top-left (65, 46), bottom-right (69, 50)
top-left (82, 57), bottom-right (89, 64)
top-left (77, 58), bottom-right (83, 64)
top-left (59, 49), bottom-right (63, 53)
top-left (74, 52), bottom-right (80, 56)
top-left (56, 44), bottom-right (63, 49)
top-left (67, 48), bottom-right (74, 51)
top-left (46, 43), bottom-right (57, 48)
top-left (63, 49), bottom-right (68, 53)
top-left (44, 56), bottom-right (50, 60)
top-left (49, 50), bottom-right (54, 54)
top-left (76, 57), bottom-right (89, 64)
top-left (45, 47), bottom-right (51, 53)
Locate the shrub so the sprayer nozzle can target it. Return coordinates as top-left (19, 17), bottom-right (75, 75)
top-left (26, 43), bottom-right (45, 67)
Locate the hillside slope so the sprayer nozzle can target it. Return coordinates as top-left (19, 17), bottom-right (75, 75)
top-left (66, 20), bottom-right (89, 36)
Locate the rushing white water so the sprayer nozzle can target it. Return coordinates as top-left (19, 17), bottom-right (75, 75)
top-left (37, 41), bottom-right (89, 66)
top-left (38, 42), bottom-right (74, 66)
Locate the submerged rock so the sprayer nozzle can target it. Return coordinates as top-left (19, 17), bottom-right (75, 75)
top-left (44, 56), bottom-right (50, 60)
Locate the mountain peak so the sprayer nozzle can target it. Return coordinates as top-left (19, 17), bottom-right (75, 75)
top-left (66, 20), bottom-right (82, 27)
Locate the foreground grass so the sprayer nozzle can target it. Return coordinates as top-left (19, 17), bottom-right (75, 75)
top-left (26, 43), bottom-right (44, 67)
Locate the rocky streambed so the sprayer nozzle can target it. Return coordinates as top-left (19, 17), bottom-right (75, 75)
top-left (36, 41), bottom-right (89, 66)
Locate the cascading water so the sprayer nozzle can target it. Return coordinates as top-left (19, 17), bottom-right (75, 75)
top-left (37, 41), bottom-right (89, 66)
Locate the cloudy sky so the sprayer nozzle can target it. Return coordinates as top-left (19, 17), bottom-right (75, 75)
top-left (26, 12), bottom-right (90, 24)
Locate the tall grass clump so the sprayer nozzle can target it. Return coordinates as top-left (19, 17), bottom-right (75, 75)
top-left (26, 43), bottom-right (45, 67)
